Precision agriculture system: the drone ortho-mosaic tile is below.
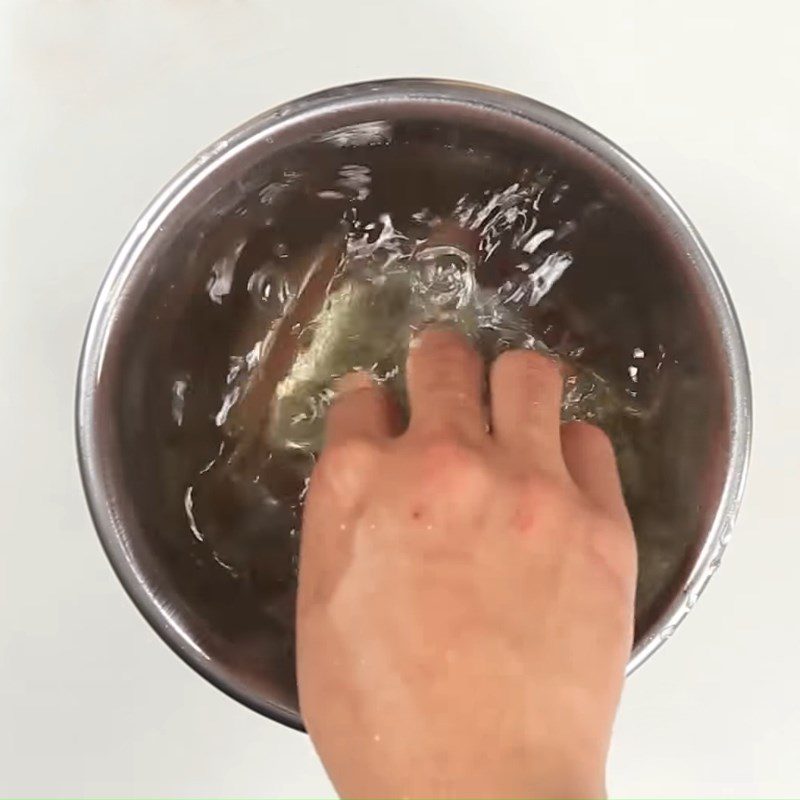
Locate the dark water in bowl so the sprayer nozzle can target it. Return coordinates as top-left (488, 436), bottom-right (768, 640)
top-left (116, 121), bottom-right (720, 712)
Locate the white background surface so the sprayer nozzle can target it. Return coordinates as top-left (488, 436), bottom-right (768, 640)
top-left (2, 0), bottom-right (799, 797)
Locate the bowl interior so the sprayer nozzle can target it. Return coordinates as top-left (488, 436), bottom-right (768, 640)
top-left (85, 93), bottom-right (731, 725)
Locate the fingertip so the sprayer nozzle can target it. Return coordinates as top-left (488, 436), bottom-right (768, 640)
top-left (491, 348), bottom-right (562, 390)
top-left (408, 324), bottom-right (473, 354)
top-left (326, 370), bottom-right (399, 444)
top-left (334, 369), bottom-right (377, 395)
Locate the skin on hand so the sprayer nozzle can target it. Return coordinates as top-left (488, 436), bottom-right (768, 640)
top-left (296, 328), bottom-right (637, 800)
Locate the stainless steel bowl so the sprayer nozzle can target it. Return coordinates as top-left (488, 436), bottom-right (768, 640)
top-left (77, 79), bottom-right (751, 729)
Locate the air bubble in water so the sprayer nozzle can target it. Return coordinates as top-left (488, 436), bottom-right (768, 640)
top-left (171, 378), bottom-right (188, 426)
top-left (247, 263), bottom-right (294, 314)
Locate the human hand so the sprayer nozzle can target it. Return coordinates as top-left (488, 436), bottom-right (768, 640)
top-left (297, 328), bottom-right (636, 799)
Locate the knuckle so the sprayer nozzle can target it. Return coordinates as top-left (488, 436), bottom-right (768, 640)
top-left (509, 473), bottom-right (567, 535)
top-left (417, 436), bottom-right (487, 485)
top-left (519, 471), bottom-right (564, 507)
top-left (317, 437), bottom-right (381, 480)
top-left (534, 462), bottom-right (584, 502)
